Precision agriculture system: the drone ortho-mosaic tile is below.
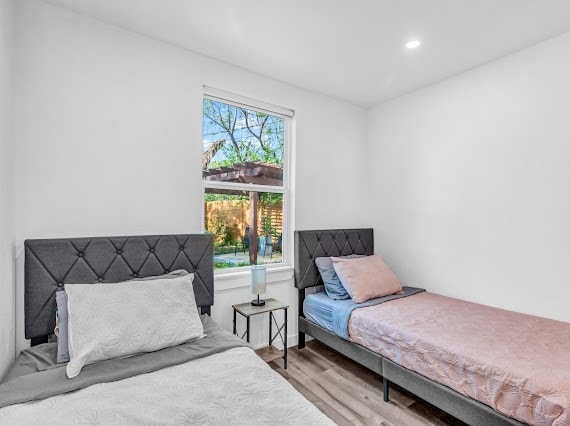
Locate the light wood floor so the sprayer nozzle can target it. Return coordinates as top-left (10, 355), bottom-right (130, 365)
top-left (256, 341), bottom-right (466, 426)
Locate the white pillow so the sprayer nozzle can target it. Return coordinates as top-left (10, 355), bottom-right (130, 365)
top-left (65, 274), bottom-right (204, 378)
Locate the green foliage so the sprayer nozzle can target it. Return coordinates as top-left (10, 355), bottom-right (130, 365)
top-left (260, 215), bottom-right (277, 237)
top-left (213, 245), bottom-right (238, 255)
top-left (204, 193), bottom-right (248, 202)
top-left (208, 218), bottom-right (237, 246)
top-left (258, 192), bottom-right (282, 206)
top-left (203, 99), bottom-right (284, 169)
top-left (214, 260), bottom-right (250, 269)
top-left (205, 192), bottom-right (280, 206)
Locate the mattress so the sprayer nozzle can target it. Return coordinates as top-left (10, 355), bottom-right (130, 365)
top-left (303, 292), bottom-right (337, 332)
top-left (348, 292), bottom-right (570, 426)
top-left (0, 347), bottom-right (333, 425)
top-left (0, 315), bottom-right (334, 425)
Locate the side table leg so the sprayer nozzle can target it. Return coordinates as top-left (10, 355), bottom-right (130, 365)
top-left (233, 309), bottom-right (236, 335)
top-left (284, 308), bottom-right (288, 369)
top-left (269, 312), bottom-right (272, 346)
top-left (246, 316), bottom-right (250, 343)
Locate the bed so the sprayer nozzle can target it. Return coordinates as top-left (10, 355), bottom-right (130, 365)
top-left (295, 228), bottom-right (570, 426)
top-left (0, 234), bottom-right (333, 425)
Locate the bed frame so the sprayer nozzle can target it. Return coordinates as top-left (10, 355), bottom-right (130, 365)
top-left (24, 234), bottom-right (214, 346)
top-left (294, 229), bottom-right (523, 426)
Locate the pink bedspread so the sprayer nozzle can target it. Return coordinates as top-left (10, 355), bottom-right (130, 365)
top-left (348, 292), bottom-right (570, 426)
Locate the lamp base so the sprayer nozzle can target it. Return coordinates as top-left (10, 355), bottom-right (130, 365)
top-left (251, 297), bottom-right (266, 306)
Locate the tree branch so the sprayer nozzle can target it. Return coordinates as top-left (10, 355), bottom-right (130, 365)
top-left (243, 109), bottom-right (270, 151)
top-left (202, 139), bottom-right (225, 169)
top-left (205, 102), bottom-right (243, 161)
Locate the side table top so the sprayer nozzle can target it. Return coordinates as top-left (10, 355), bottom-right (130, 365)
top-left (233, 298), bottom-right (289, 317)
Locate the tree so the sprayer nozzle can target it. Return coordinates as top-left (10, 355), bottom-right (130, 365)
top-left (202, 139), bottom-right (224, 170)
top-left (202, 99), bottom-right (284, 169)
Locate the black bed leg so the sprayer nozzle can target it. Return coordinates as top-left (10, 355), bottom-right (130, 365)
top-left (383, 378), bottom-right (390, 402)
top-left (298, 331), bottom-right (305, 349)
top-left (297, 288), bottom-right (306, 350)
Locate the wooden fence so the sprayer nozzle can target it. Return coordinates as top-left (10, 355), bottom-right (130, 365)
top-left (205, 200), bottom-right (283, 244)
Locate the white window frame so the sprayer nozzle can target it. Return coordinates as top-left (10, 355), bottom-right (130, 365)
top-left (202, 87), bottom-right (293, 276)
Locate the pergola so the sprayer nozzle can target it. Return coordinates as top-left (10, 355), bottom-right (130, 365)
top-left (203, 161), bottom-right (283, 264)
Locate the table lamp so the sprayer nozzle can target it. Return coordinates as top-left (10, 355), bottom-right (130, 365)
top-left (251, 265), bottom-right (267, 306)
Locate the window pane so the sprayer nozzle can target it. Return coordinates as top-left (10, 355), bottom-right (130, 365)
top-left (202, 99), bottom-right (284, 187)
top-left (204, 191), bottom-right (283, 269)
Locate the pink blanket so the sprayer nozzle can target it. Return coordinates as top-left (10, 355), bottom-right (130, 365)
top-left (348, 292), bottom-right (570, 426)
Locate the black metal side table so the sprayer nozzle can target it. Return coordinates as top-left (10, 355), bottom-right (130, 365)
top-left (232, 298), bottom-right (289, 369)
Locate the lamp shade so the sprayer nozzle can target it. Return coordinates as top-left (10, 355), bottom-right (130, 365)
top-left (251, 265), bottom-right (267, 295)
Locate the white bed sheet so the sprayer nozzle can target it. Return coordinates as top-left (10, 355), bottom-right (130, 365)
top-left (0, 347), bottom-right (333, 426)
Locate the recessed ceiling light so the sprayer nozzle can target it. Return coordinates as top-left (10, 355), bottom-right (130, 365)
top-left (406, 40), bottom-right (421, 49)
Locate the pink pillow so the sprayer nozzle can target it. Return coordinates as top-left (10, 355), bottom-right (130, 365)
top-left (332, 255), bottom-right (403, 303)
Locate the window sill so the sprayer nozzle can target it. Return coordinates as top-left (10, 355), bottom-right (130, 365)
top-left (214, 265), bottom-right (294, 291)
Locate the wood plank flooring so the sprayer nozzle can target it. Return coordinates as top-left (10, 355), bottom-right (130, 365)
top-left (257, 341), bottom-right (466, 426)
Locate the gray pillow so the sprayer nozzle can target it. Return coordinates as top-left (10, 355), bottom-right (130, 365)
top-left (54, 269), bottom-right (191, 364)
top-left (315, 255), bottom-right (366, 300)
top-left (55, 291), bottom-right (69, 363)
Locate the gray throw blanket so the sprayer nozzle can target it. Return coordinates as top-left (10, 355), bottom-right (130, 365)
top-left (0, 315), bottom-right (250, 408)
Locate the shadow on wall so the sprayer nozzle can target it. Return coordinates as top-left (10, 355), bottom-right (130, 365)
top-left (0, 241), bottom-right (16, 379)
top-left (15, 247), bottom-right (25, 355)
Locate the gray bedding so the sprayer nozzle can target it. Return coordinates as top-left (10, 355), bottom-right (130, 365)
top-left (0, 315), bottom-right (249, 408)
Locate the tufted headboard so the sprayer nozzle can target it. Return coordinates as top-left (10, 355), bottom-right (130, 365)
top-left (294, 228), bottom-right (374, 290)
top-left (25, 234), bottom-right (214, 345)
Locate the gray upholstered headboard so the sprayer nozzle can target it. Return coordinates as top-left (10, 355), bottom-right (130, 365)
top-left (294, 228), bottom-right (374, 290)
top-left (25, 234), bottom-right (214, 345)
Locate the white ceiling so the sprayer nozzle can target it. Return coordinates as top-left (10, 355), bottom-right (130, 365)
top-left (45, 0), bottom-right (570, 107)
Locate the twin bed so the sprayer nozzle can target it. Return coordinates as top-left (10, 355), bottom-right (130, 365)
top-left (0, 234), bottom-right (333, 425)
top-left (295, 228), bottom-right (570, 426)
top-left (1, 230), bottom-right (568, 425)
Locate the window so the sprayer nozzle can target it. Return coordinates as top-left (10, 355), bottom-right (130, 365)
top-left (202, 88), bottom-right (292, 270)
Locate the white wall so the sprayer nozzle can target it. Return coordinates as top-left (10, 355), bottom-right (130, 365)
top-left (13, 0), bottom-right (369, 352)
top-left (0, 0), bottom-right (15, 378)
top-left (367, 32), bottom-right (570, 323)
top-left (17, 0), bottom-right (568, 364)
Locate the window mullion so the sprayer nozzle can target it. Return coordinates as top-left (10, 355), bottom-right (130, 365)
top-left (203, 181), bottom-right (285, 194)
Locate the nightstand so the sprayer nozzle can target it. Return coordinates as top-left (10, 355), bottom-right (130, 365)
top-left (233, 298), bottom-right (289, 369)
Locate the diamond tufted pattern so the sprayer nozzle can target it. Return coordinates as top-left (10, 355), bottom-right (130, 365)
top-left (294, 229), bottom-right (374, 289)
top-left (25, 234), bottom-right (214, 341)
